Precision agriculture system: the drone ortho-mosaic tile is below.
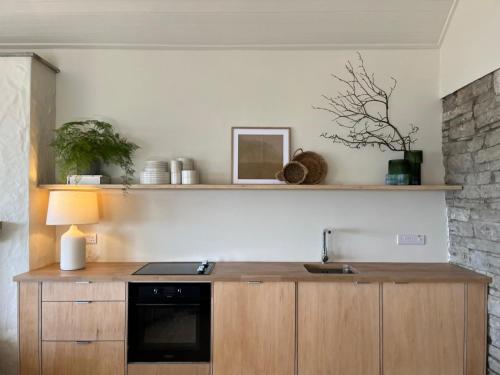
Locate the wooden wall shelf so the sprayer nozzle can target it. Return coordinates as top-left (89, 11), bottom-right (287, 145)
top-left (39, 184), bottom-right (462, 191)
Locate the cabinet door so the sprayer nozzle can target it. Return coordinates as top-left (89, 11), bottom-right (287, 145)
top-left (213, 281), bottom-right (295, 375)
top-left (19, 282), bottom-right (41, 375)
top-left (383, 283), bottom-right (465, 375)
top-left (466, 283), bottom-right (487, 375)
top-left (42, 341), bottom-right (124, 375)
top-left (298, 282), bottom-right (380, 375)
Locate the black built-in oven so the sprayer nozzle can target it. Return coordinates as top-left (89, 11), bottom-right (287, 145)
top-left (128, 283), bottom-right (211, 363)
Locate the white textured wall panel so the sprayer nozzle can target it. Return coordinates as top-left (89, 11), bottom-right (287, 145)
top-left (0, 57), bottom-right (31, 375)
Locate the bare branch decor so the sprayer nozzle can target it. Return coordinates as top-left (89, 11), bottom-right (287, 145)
top-left (314, 53), bottom-right (419, 152)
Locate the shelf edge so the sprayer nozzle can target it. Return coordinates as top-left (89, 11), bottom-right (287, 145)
top-left (38, 184), bottom-right (463, 191)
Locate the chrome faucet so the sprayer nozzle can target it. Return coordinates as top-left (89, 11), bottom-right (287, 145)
top-left (322, 228), bottom-right (333, 264)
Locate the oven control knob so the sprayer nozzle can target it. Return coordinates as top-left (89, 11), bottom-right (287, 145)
top-left (177, 288), bottom-right (182, 294)
top-left (153, 288), bottom-right (159, 295)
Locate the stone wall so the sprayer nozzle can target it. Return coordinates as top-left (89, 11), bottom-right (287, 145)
top-left (443, 69), bottom-right (500, 373)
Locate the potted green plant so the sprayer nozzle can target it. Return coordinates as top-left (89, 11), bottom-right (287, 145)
top-left (51, 120), bottom-right (139, 184)
top-left (314, 53), bottom-right (422, 184)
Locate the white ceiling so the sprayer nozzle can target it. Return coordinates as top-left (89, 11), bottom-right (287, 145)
top-left (0, 0), bottom-right (456, 49)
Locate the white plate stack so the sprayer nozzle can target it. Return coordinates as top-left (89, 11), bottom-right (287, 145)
top-left (140, 160), bottom-right (170, 184)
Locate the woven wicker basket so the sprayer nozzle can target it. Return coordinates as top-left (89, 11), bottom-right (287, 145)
top-left (276, 161), bottom-right (308, 184)
top-left (292, 148), bottom-right (328, 184)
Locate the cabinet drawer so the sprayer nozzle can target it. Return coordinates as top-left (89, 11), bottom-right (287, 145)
top-left (128, 364), bottom-right (210, 375)
top-left (42, 281), bottom-right (125, 301)
top-left (42, 341), bottom-right (124, 375)
top-left (42, 301), bottom-right (125, 341)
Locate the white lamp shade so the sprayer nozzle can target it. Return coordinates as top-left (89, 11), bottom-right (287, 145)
top-left (46, 191), bottom-right (99, 225)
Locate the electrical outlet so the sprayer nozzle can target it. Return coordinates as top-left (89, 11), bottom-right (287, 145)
top-left (85, 233), bottom-right (97, 245)
top-left (397, 234), bottom-right (425, 246)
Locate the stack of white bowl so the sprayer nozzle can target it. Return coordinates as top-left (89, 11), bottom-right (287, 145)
top-left (140, 160), bottom-right (170, 184)
top-left (177, 157), bottom-right (199, 184)
top-left (181, 170), bottom-right (199, 184)
top-left (177, 157), bottom-right (194, 171)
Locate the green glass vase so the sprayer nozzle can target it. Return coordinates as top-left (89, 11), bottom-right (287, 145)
top-left (404, 150), bottom-right (423, 185)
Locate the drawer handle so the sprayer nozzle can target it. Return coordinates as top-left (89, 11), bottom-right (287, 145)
top-left (354, 281), bottom-right (371, 285)
top-left (75, 281), bottom-right (92, 284)
top-left (394, 281), bottom-right (410, 284)
top-left (76, 341), bottom-right (93, 345)
top-left (75, 301), bottom-right (92, 304)
top-left (247, 281), bottom-right (263, 285)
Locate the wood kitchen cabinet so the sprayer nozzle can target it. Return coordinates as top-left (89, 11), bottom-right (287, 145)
top-left (298, 282), bottom-right (380, 375)
top-left (383, 282), bottom-right (466, 375)
top-left (18, 280), bottom-right (127, 375)
top-left (16, 263), bottom-right (489, 375)
top-left (19, 282), bottom-right (40, 375)
top-left (39, 281), bottom-right (127, 375)
top-left (383, 282), bottom-right (487, 375)
top-left (297, 281), bottom-right (486, 375)
top-left (466, 283), bottom-right (488, 375)
top-left (213, 281), bottom-right (296, 375)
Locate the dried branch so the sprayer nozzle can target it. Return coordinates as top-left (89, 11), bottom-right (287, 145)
top-left (313, 52), bottom-right (419, 152)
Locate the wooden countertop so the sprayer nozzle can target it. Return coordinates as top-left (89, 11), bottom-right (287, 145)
top-left (13, 262), bottom-right (491, 283)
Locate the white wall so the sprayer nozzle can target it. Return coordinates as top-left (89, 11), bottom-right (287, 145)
top-left (33, 48), bottom-right (449, 263)
top-left (0, 57), bottom-right (31, 375)
top-left (440, 0), bottom-right (500, 96)
top-left (0, 56), bottom-right (56, 375)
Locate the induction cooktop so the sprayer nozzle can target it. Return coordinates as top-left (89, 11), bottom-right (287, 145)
top-left (133, 261), bottom-right (215, 275)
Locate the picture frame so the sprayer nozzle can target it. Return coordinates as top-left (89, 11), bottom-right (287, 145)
top-left (231, 127), bottom-right (291, 184)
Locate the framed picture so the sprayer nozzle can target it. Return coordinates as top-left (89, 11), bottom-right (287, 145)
top-left (232, 127), bottom-right (291, 184)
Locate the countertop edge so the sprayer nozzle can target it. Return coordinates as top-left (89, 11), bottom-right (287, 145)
top-left (13, 262), bottom-right (492, 284)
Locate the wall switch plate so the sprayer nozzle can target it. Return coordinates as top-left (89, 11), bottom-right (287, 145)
top-left (397, 234), bottom-right (425, 246)
top-left (85, 233), bottom-right (97, 245)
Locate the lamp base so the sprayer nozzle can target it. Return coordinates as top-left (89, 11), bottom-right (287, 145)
top-left (60, 225), bottom-right (86, 271)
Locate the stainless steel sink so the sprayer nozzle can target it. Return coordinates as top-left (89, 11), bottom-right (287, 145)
top-left (304, 264), bottom-right (357, 274)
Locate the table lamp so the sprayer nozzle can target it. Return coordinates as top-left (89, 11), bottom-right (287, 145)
top-left (46, 191), bottom-right (99, 270)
